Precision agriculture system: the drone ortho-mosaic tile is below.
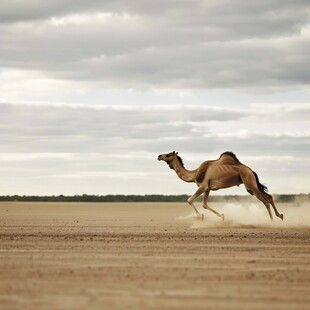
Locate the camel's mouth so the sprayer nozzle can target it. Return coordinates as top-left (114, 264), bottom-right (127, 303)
top-left (157, 155), bottom-right (163, 161)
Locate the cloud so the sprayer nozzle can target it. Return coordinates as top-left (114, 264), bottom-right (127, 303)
top-left (0, 103), bottom-right (244, 151)
top-left (0, 1), bottom-right (309, 195)
top-left (1, 102), bottom-right (309, 157)
top-left (0, 1), bottom-right (309, 92)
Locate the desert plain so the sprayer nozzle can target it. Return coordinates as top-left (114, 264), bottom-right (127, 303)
top-left (0, 200), bottom-right (309, 310)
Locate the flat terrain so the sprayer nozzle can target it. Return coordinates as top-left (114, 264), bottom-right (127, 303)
top-left (0, 201), bottom-right (309, 310)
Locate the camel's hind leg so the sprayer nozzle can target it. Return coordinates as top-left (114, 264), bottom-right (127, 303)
top-left (263, 192), bottom-right (284, 220)
top-left (202, 190), bottom-right (224, 220)
top-left (240, 167), bottom-right (275, 221)
top-left (250, 190), bottom-right (283, 221)
top-left (253, 190), bottom-right (274, 220)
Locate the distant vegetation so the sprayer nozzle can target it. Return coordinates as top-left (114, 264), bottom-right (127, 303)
top-left (0, 194), bottom-right (309, 203)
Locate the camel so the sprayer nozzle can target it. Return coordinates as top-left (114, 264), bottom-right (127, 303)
top-left (157, 151), bottom-right (283, 221)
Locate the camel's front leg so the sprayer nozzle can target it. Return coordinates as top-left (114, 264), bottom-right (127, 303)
top-left (187, 187), bottom-right (205, 220)
top-left (203, 190), bottom-right (224, 220)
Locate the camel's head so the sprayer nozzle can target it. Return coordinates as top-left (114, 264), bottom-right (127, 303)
top-left (157, 151), bottom-right (178, 167)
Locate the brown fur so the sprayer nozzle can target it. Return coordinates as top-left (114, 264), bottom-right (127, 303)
top-left (158, 151), bottom-right (284, 221)
top-left (220, 151), bottom-right (241, 163)
top-left (196, 161), bottom-right (212, 183)
top-left (195, 152), bottom-right (241, 184)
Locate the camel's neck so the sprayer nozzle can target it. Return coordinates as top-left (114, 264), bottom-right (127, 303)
top-left (169, 158), bottom-right (197, 183)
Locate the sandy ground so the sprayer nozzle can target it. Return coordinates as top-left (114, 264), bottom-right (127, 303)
top-left (0, 201), bottom-right (309, 310)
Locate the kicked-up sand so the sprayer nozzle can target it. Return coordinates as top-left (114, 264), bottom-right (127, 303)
top-left (0, 201), bottom-right (309, 309)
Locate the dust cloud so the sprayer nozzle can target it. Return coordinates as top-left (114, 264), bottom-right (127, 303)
top-left (178, 202), bottom-right (310, 229)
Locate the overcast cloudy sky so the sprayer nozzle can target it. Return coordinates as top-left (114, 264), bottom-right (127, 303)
top-left (0, 0), bottom-right (309, 196)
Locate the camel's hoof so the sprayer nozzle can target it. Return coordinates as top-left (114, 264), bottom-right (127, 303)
top-left (197, 214), bottom-right (204, 221)
top-left (221, 213), bottom-right (225, 221)
top-left (280, 214), bottom-right (284, 221)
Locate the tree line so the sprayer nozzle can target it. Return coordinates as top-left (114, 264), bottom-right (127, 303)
top-left (0, 193), bottom-right (309, 203)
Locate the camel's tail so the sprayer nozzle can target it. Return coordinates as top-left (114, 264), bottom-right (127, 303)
top-left (252, 171), bottom-right (268, 193)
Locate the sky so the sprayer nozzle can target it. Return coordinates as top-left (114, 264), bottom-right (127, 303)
top-left (0, 0), bottom-right (309, 196)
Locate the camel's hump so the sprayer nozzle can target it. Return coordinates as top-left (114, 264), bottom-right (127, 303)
top-left (219, 152), bottom-right (242, 164)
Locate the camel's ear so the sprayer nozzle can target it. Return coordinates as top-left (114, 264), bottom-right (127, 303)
top-left (176, 152), bottom-right (178, 155)
top-left (172, 151), bottom-right (175, 154)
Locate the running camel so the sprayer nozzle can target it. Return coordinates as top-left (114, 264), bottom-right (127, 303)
top-left (157, 151), bottom-right (284, 221)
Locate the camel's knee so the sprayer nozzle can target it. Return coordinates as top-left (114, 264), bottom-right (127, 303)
top-left (188, 187), bottom-right (205, 204)
top-left (202, 203), bottom-right (209, 210)
top-left (202, 199), bottom-right (209, 209)
top-left (187, 196), bottom-right (197, 205)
